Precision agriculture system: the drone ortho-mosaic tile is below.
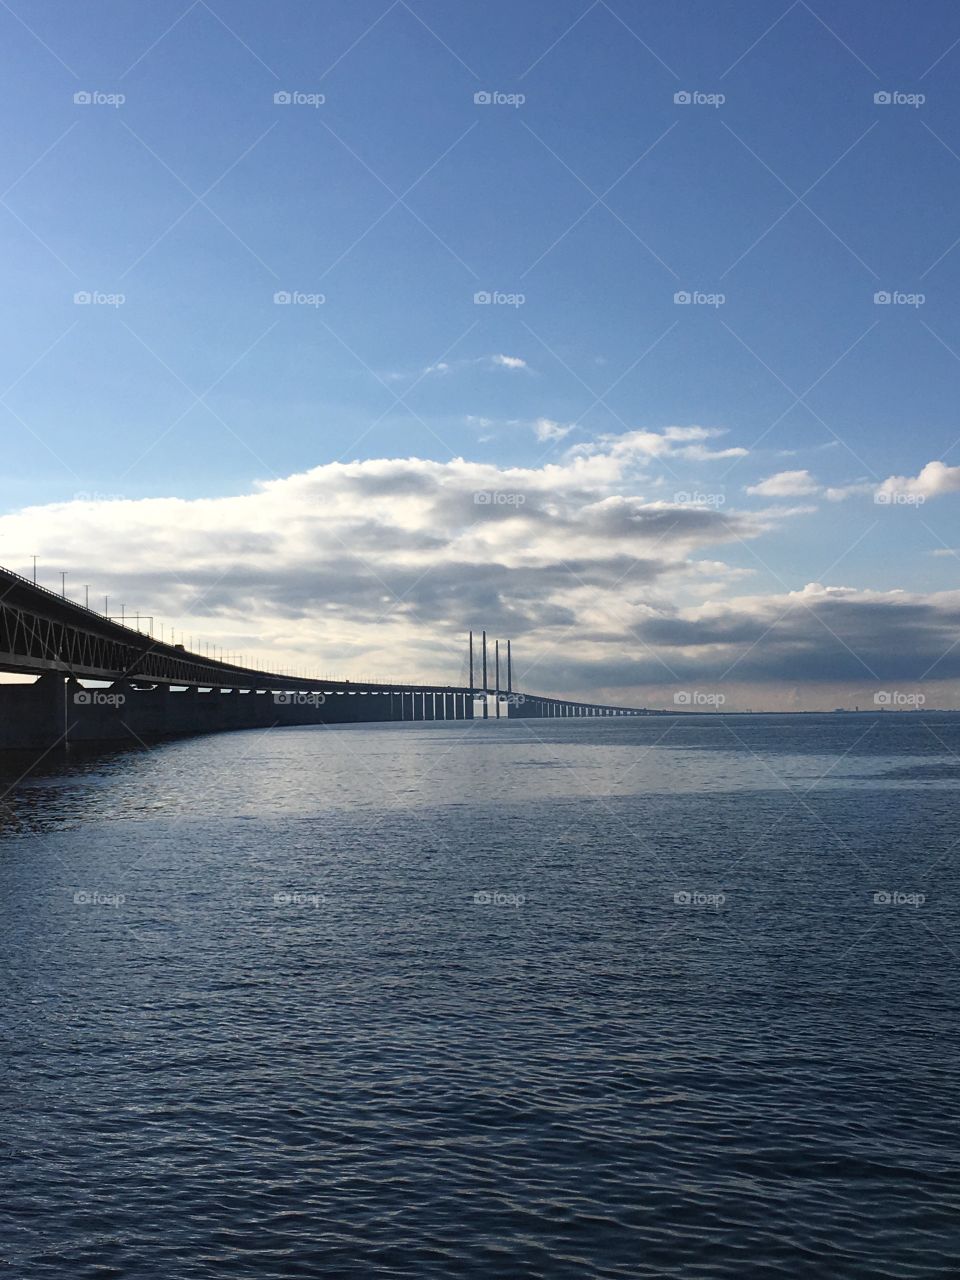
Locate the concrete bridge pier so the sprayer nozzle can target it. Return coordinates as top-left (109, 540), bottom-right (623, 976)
top-left (0, 674), bottom-right (66, 750)
top-left (0, 668), bottom-right (642, 751)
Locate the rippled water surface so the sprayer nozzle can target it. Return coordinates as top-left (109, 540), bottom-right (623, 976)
top-left (2, 714), bottom-right (960, 1278)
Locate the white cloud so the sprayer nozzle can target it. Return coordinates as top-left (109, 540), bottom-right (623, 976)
top-left (877, 460), bottom-right (960, 501)
top-left (746, 471), bottom-right (874, 502)
top-left (746, 469), bottom-right (819, 497)
top-left (532, 417), bottom-right (573, 443)
top-left (0, 436), bottom-right (771, 687)
top-left (573, 426), bottom-right (747, 464)
top-left (421, 353), bottom-right (529, 377)
top-left (6, 434), bottom-right (955, 703)
top-left (823, 482), bottom-right (874, 502)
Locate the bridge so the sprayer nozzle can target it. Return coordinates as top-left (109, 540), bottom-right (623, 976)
top-left (0, 563), bottom-right (652, 750)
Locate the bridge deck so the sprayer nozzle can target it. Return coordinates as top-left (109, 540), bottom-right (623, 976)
top-left (0, 563), bottom-right (647, 748)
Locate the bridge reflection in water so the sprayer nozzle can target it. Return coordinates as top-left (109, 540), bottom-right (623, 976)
top-left (0, 564), bottom-right (650, 750)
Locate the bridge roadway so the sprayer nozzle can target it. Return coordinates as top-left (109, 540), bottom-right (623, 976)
top-left (0, 563), bottom-right (650, 749)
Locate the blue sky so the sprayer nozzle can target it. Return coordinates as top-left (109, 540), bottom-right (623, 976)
top-left (2, 1), bottom-right (960, 705)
